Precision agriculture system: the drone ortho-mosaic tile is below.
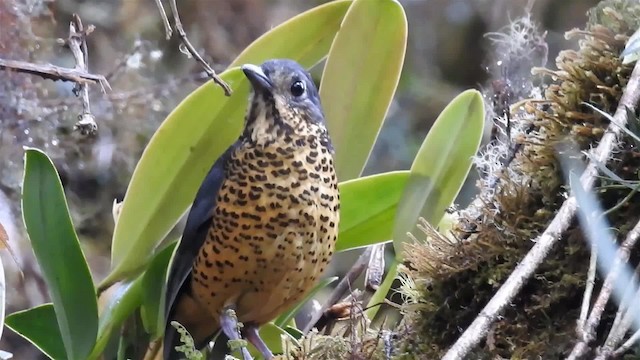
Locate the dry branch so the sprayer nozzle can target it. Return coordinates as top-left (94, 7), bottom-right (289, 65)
top-left (67, 14), bottom-right (98, 136)
top-left (441, 60), bottom-right (640, 360)
top-left (0, 58), bottom-right (108, 88)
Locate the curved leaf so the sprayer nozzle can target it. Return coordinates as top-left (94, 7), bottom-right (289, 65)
top-left (336, 171), bottom-right (409, 252)
top-left (141, 243), bottom-right (177, 338)
top-left (392, 89), bottom-right (484, 255)
top-left (22, 148), bottom-right (97, 360)
top-left (89, 280), bottom-right (143, 359)
top-left (321, 0), bottom-right (407, 181)
top-left (5, 304), bottom-right (64, 360)
top-left (230, 0), bottom-right (351, 68)
top-left (107, 4), bottom-right (351, 284)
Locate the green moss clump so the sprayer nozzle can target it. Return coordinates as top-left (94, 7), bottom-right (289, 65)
top-left (396, 0), bottom-right (640, 358)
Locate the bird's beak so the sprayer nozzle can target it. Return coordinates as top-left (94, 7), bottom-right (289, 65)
top-left (242, 64), bottom-right (273, 92)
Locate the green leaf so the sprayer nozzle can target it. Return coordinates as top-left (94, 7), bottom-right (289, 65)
top-left (5, 304), bottom-right (65, 360)
top-left (283, 326), bottom-right (304, 341)
top-left (366, 90), bottom-right (483, 320)
top-left (229, 0), bottom-right (352, 68)
top-left (274, 276), bottom-right (338, 328)
top-left (22, 148), bottom-right (98, 360)
top-left (89, 279), bottom-right (143, 359)
top-left (392, 89), bottom-right (484, 255)
top-left (321, 0), bottom-right (407, 181)
top-left (107, 2), bottom-right (351, 284)
top-left (141, 243), bottom-right (177, 338)
top-left (336, 171), bottom-right (409, 252)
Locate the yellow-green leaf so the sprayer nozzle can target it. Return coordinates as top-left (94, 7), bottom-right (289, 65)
top-left (392, 89), bottom-right (484, 255)
top-left (321, 0), bottom-right (407, 181)
top-left (229, 0), bottom-right (352, 68)
top-left (336, 171), bottom-right (409, 252)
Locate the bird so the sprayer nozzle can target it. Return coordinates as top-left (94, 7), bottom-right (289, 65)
top-left (163, 59), bottom-right (340, 360)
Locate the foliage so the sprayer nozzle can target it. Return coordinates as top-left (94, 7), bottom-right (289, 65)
top-left (5, 0), bottom-right (484, 359)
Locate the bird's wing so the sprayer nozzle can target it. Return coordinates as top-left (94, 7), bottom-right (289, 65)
top-left (163, 143), bottom-right (237, 359)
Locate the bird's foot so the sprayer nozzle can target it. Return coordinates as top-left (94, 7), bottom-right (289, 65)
top-left (220, 307), bottom-right (253, 360)
top-left (243, 325), bottom-right (274, 360)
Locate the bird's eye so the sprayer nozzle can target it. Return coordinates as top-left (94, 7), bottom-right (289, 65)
top-left (290, 80), bottom-right (305, 97)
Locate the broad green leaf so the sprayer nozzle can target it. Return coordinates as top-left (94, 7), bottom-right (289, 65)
top-left (321, 0), bottom-right (407, 181)
top-left (229, 0), bottom-right (351, 68)
top-left (336, 171), bottom-right (409, 252)
top-left (89, 279), bottom-right (143, 359)
top-left (22, 148), bottom-right (97, 360)
top-left (107, 3), bottom-right (350, 284)
top-left (367, 90), bottom-right (483, 320)
top-left (274, 276), bottom-right (338, 328)
top-left (141, 243), bottom-right (177, 338)
top-left (392, 89), bottom-right (484, 255)
top-left (5, 304), bottom-right (65, 360)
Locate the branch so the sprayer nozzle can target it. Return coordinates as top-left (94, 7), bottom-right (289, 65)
top-left (441, 60), bottom-right (640, 360)
top-left (164, 0), bottom-right (232, 96)
top-left (569, 219), bottom-right (640, 358)
top-left (0, 58), bottom-right (109, 88)
top-left (67, 14), bottom-right (98, 136)
top-left (302, 247), bottom-right (372, 334)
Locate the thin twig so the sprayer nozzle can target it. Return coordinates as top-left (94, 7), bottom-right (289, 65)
top-left (68, 14), bottom-right (98, 135)
top-left (612, 328), bottom-right (640, 357)
top-left (0, 58), bottom-right (109, 88)
top-left (303, 247), bottom-right (373, 334)
top-left (578, 244), bottom-right (598, 330)
top-left (441, 60), bottom-right (640, 360)
top-left (153, 0), bottom-right (173, 40)
top-left (603, 263), bottom-right (640, 350)
top-left (569, 219), bottom-right (640, 359)
top-left (168, 0), bottom-right (232, 96)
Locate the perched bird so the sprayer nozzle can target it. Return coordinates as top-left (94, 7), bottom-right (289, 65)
top-left (163, 59), bottom-right (340, 360)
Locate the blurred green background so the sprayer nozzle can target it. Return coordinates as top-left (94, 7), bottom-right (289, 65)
top-left (0, 0), bottom-right (598, 357)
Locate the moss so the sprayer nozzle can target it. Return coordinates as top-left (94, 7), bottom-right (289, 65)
top-left (397, 0), bottom-right (640, 358)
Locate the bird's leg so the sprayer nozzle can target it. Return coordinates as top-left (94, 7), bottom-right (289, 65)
top-left (220, 307), bottom-right (253, 360)
top-left (243, 325), bottom-right (274, 360)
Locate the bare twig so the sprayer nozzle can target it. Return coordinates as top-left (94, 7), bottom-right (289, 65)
top-left (168, 0), bottom-right (232, 96)
top-left (602, 263), bottom-right (640, 351)
top-left (153, 0), bottom-right (173, 40)
top-left (578, 244), bottom-right (598, 330)
top-left (569, 220), bottom-right (640, 358)
top-left (67, 14), bottom-right (98, 136)
top-left (612, 328), bottom-right (640, 357)
top-left (441, 60), bottom-right (640, 360)
top-left (303, 247), bottom-right (373, 334)
top-left (0, 58), bottom-right (109, 88)
top-left (365, 244), bottom-right (385, 292)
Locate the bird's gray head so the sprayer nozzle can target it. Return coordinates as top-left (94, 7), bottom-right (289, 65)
top-left (241, 59), bottom-right (328, 144)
